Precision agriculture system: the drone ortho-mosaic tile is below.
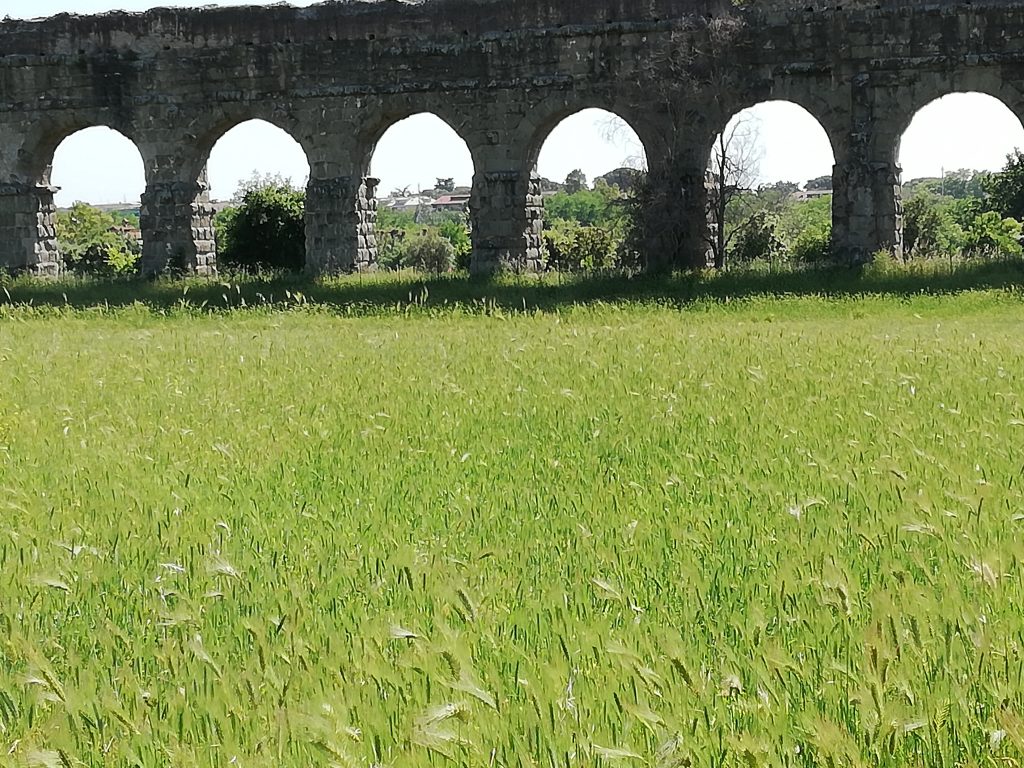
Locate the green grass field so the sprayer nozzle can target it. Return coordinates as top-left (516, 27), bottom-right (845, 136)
top-left (2, 275), bottom-right (1024, 766)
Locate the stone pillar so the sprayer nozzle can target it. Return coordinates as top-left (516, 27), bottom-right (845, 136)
top-left (639, 164), bottom-right (711, 272)
top-left (304, 175), bottom-right (378, 275)
top-left (832, 155), bottom-right (902, 264)
top-left (359, 177), bottom-right (379, 271)
top-left (139, 173), bottom-right (216, 275)
top-left (0, 182), bottom-right (60, 275)
top-left (526, 174), bottom-right (544, 269)
top-left (469, 170), bottom-right (541, 275)
top-left (831, 75), bottom-right (903, 265)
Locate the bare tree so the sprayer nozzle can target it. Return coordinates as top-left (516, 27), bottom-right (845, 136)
top-left (706, 115), bottom-right (764, 269)
top-left (598, 114), bottom-right (650, 172)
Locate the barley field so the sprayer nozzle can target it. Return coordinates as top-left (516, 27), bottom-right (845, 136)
top-left (2, 281), bottom-right (1024, 767)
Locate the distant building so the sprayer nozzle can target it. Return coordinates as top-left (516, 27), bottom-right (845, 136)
top-left (792, 188), bottom-right (833, 201)
top-left (432, 193), bottom-right (471, 212)
top-left (384, 195), bottom-right (432, 213)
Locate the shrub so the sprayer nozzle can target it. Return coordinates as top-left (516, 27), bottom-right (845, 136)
top-left (789, 227), bottom-right (832, 264)
top-left (376, 227), bottom-right (409, 271)
top-left (403, 232), bottom-right (455, 274)
top-left (729, 211), bottom-right (784, 265)
top-left (862, 248), bottom-right (900, 278)
top-left (542, 221), bottom-right (620, 271)
top-left (903, 192), bottom-right (947, 258)
top-left (437, 218), bottom-right (472, 271)
top-left (902, 190), bottom-right (977, 260)
top-left (215, 183), bottom-right (305, 272)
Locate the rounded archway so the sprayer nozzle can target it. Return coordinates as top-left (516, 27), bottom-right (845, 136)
top-left (898, 92), bottom-right (1024, 182)
top-left (897, 92), bottom-right (1024, 260)
top-left (51, 126), bottom-right (145, 208)
top-left (49, 126), bottom-right (146, 275)
top-left (534, 108), bottom-right (648, 192)
top-left (709, 101), bottom-right (836, 269)
top-left (367, 113), bottom-right (475, 271)
top-left (531, 108), bottom-right (649, 271)
top-left (206, 119), bottom-right (310, 203)
top-left (204, 119), bottom-right (311, 272)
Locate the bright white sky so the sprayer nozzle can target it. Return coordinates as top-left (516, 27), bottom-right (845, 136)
top-left (20, 0), bottom-right (1024, 206)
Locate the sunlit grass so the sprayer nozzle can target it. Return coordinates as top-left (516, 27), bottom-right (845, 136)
top-left (1, 284), bottom-right (1023, 766)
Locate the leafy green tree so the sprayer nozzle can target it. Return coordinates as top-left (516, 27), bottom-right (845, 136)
top-left (544, 185), bottom-right (623, 228)
top-left (903, 191), bottom-right (952, 258)
top-left (777, 195), bottom-right (832, 263)
top-left (905, 169), bottom-right (989, 201)
top-left (762, 181), bottom-right (799, 197)
top-left (946, 169), bottom-right (988, 200)
top-left (777, 195), bottom-right (830, 242)
top-left (376, 208), bottom-right (417, 232)
top-left (375, 208), bottom-right (423, 270)
top-left (961, 211), bottom-right (1023, 258)
top-left (564, 169), bottom-right (588, 194)
top-left (984, 150), bottom-right (1024, 220)
top-left (55, 202), bottom-right (140, 277)
top-left (215, 182), bottom-right (305, 272)
top-left (376, 228), bottom-right (408, 270)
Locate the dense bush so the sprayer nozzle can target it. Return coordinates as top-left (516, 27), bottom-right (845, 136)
top-left (789, 227), bottom-right (832, 264)
top-left (55, 202), bottom-right (140, 277)
top-left (903, 191), bottom-right (951, 258)
top-left (402, 232), bottom-right (455, 273)
top-left (214, 183), bottom-right (305, 272)
top-left (373, 209), bottom-right (472, 272)
top-left (983, 149), bottom-right (1024, 221)
top-left (729, 211), bottom-right (785, 265)
top-left (542, 220), bottom-right (624, 272)
top-left (437, 218), bottom-right (473, 271)
top-left (962, 211), bottom-right (1023, 258)
top-left (901, 187), bottom-right (1023, 261)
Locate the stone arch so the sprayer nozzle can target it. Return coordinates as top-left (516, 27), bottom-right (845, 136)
top-left (883, 70), bottom-right (1024, 166)
top-left (50, 126), bottom-right (146, 208)
top-left (356, 104), bottom-right (478, 181)
top-left (203, 119), bottom-right (311, 202)
top-left (522, 97), bottom-right (658, 176)
top-left (891, 88), bottom-right (1024, 259)
top-left (894, 90), bottom-right (1024, 178)
top-left (704, 99), bottom-right (838, 267)
top-left (15, 112), bottom-right (139, 185)
top-left (137, 114), bottom-right (313, 276)
top-left (321, 107), bottom-right (476, 272)
top-left (184, 111), bottom-right (313, 188)
top-left (515, 100), bottom-right (656, 271)
top-left (713, 81), bottom-right (848, 162)
top-left (5, 117), bottom-right (144, 274)
top-left (707, 99), bottom-right (837, 188)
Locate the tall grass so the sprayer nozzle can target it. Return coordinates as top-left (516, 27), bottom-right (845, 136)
top-left (1, 283), bottom-right (1023, 766)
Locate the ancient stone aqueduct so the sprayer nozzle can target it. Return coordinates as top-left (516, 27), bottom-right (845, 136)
top-left (1, 0), bottom-right (1022, 275)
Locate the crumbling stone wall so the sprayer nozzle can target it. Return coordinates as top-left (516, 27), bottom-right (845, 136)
top-left (2, 0), bottom-right (1023, 275)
